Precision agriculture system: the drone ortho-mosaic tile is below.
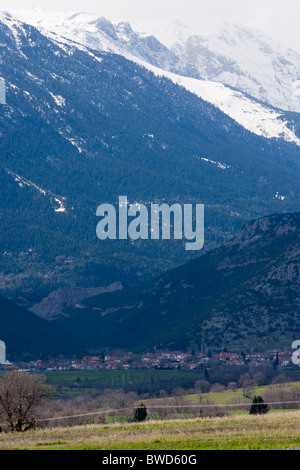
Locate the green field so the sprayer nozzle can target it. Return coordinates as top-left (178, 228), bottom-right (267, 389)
top-left (43, 370), bottom-right (300, 399)
top-left (42, 370), bottom-right (201, 397)
top-left (0, 412), bottom-right (299, 450)
top-left (145, 381), bottom-right (300, 407)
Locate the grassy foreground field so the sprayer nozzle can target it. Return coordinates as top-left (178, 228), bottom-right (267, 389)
top-left (0, 411), bottom-right (299, 450)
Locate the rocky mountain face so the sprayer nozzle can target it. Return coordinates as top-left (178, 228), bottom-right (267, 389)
top-left (57, 212), bottom-right (300, 353)
top-left (29, 283), bottom-right (123, 320)
top-left (1, 212), bottom-right (299, 358)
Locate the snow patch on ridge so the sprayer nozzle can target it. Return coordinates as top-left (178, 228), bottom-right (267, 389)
top-left (49, 92), bottom-right (65, 107)
top-left (6, 169), bottom-right (67, 213)
top-left (134, 59), bottom-right (300, 146)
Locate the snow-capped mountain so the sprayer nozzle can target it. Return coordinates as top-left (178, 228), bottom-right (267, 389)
top-left (9, 9), bottom-right (300, 145)
top-left (9, 9), bottom-right (197, 78)
top-left (134, 17), bottom-right (300, 113)
top-left (0, 10), bottom-right (300, 298)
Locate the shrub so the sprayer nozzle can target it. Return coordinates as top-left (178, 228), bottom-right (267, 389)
top-left (134, 404), bottom-right (148, 422)
top-left (249, 396), bottom-right (269, 415)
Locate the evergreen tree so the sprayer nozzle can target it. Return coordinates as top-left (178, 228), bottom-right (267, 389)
top-left (134, 403), bottom-right (148, 422)
top-left (273, 352), bottom-right (279, 370)
top-left (249, 396), bottom-right (269, 415)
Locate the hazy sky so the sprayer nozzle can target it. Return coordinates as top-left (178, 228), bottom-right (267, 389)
top-left (2, 0), bottom-right (300, 52)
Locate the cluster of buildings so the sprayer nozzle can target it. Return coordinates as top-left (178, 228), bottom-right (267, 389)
top-left (0, 336), bottom-right (294, 371)
top-left (12, 349), bottom-right (293, 371)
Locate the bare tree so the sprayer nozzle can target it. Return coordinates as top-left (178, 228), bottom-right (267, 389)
top-left (239, 373), bottom-right (256, 398)
top-left (253, 372), bottom-right (266, 387)
top-left (210, 383), bottom-right (226, 393)
top-left (0, 370), bottom-right (53, 432)
top-left (227, 382), bottom-right (238, 391)
top-left (194, 380), bottom-right (210, 394)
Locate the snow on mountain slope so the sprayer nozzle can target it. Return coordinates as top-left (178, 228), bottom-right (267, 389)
top-left (6, 169), bottom-right (67, 213)
top-left (135, 61), bottom-right (300, 146)
top-left (4, 9), bottom-right (300, 146)
top-left (133, 17), bottom-right (300, 113)
top-left (10, 9), bottom-right (196, 77)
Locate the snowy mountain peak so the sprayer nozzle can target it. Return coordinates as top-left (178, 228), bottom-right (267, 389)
top-left (11, 11), bottom-right (300, 113)
top-left (9, 9), bottom-right (195, 77)
top-left (0, 10), bottom-right (23, 29)
top-left (2, 10), bottom-right (300, 146)
top-left (135, 17), bottom-right (300, 113)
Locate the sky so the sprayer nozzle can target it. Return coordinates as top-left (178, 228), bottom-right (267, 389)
top-left (2, 0), bottom-right (300, 52)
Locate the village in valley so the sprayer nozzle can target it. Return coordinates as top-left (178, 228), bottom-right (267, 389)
top-left (2, 349), bottom-right (293, 372)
